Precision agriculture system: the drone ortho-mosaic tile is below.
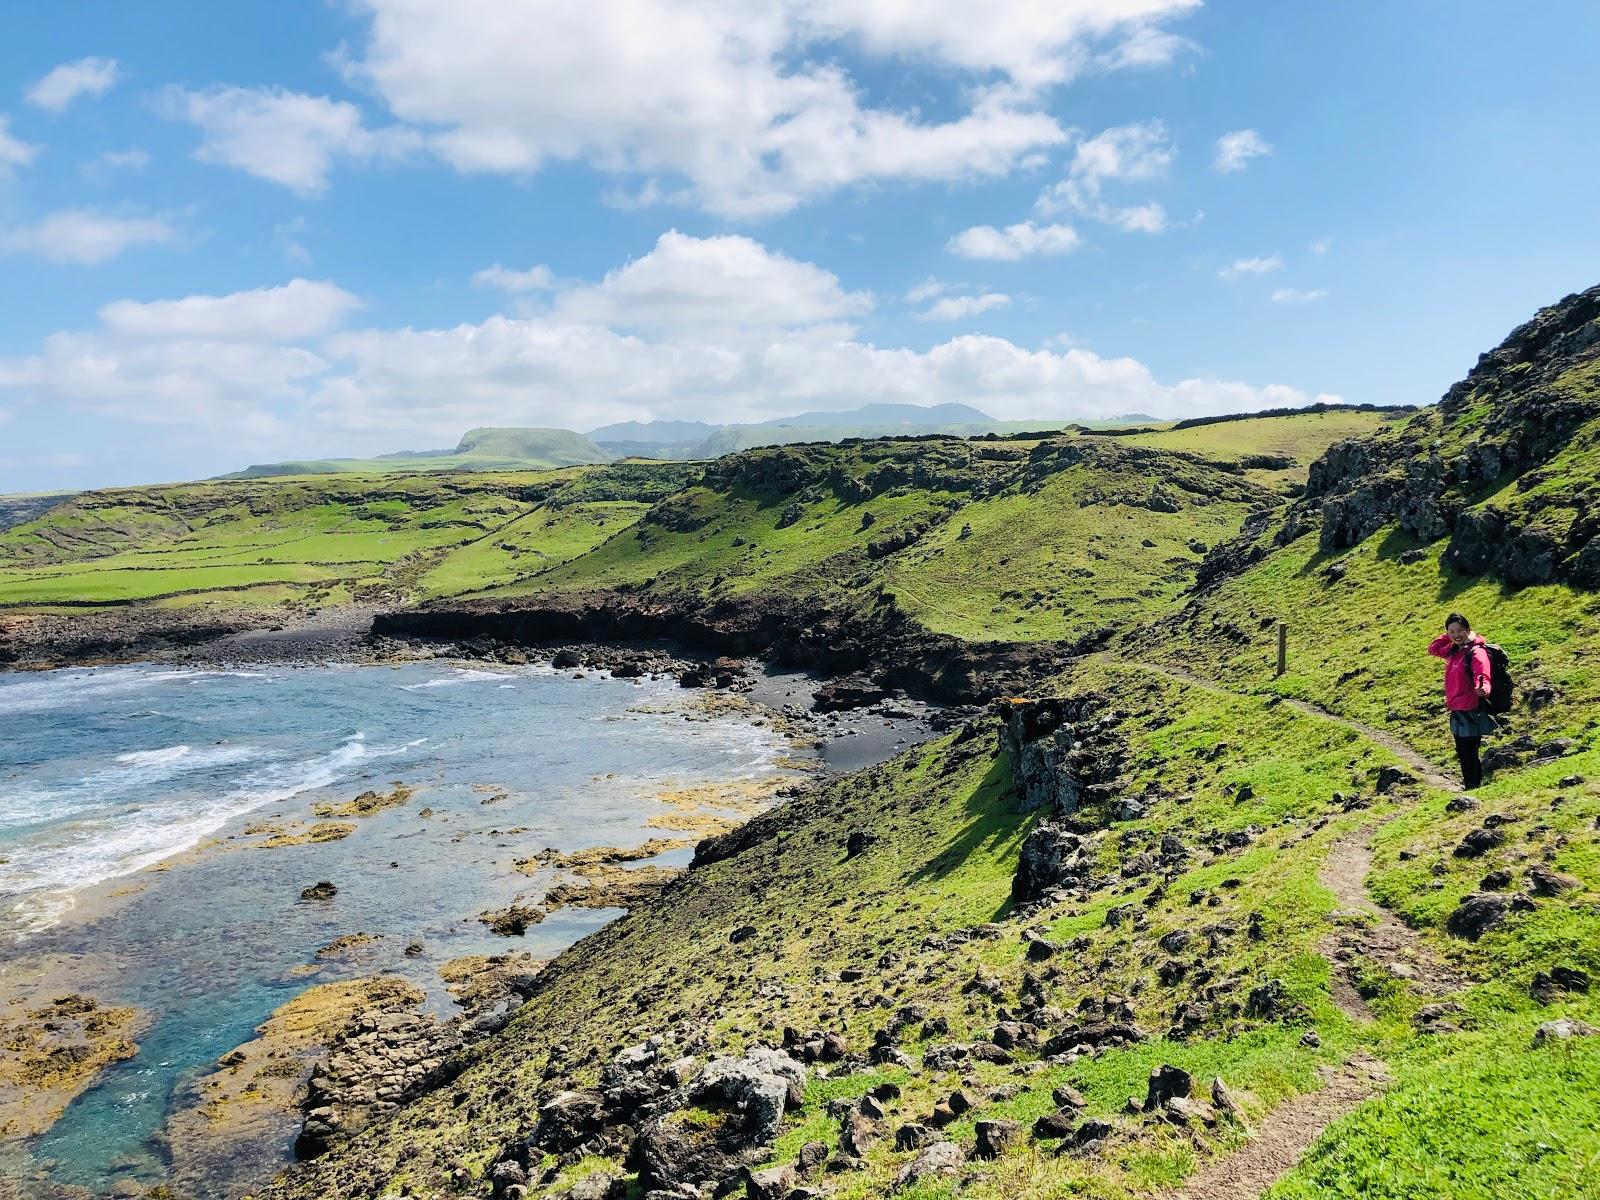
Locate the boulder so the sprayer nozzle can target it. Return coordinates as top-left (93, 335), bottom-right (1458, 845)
top-left (1526, 864), bottom-right (1580, 896)
top-left (1453, 827), bottom-right (1504, 858)
top-left (973, 1119), bottom-right (1021, 1160)
top-left (894, 1123), bottom-right (937, 1152)
top-left (1143, 1065), bottom-right (1192, 1112)
top-left (1445, 892), bottom-right (1513, 940)
top-left (892, 1141), bottom-right (965, 1192)
top-left (741, 1164), bottom-right (795, 1200)
top-left (1531, 965), bottom-right (1591, 1004)
top-left (299, 880), bottom-right (337, 901)
top-left (1032, 1110), bottom-right (1077, 1139)
top-left (838, 1110), bottom-right (883, 1157)
top-left (1535, 1018), bottom-right (1598, 1043)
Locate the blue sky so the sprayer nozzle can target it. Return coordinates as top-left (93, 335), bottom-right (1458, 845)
top-left (2, 1), bottom-right (1598, 491)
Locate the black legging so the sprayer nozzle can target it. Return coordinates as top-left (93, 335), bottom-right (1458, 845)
top-left (1454, 735), bottom-right (1483, 789)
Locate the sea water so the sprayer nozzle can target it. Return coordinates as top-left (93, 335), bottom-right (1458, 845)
top-left (0, 660), bottom-right (797, 1194)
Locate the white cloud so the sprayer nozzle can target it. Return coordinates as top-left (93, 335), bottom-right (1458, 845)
top-left (553, 230), bottom-right (871, 329)
top-left (0, 230), bottom-right (1337, 448)
top-left (162, 85), bottom-right (420, 193)
top-left (1097, 24), bottom-right (1196, 69)
top-left (1, 209), bottom-right (178, 264)
top-left (1309, 237), bottom-right (1331, 255)
top-left (802, 1), bottom-right (1201, 88)
top-left (307, 320), bottom-right (1338, 442)
top-left (26, 57), bottom-right (121, 112)
top-left (473, 263), bottom-right (556, 292)
top-left (331, 0), bottom-right (1199, 216)
top-left (0, 116), bottom-right (39, 174)
top-left (948, 221), bottom-right (1080, 261)
top-left (917, 292), bottom-right (1011, 321)
top-left (1218, 254), bottom-right (1284, 280)
top-left (0, 333), bottom-right (328, 426)
top-left (905, 277), bottom-right (954, 304)
top-left (1213, 128), bottom-right (1271, 173)
top-left (99, 279), bottom-right (361, 341)
top-left (1272, 288), bottom-right (1328, 303)
top-left (1036, 120), bottom-right (1172, 232)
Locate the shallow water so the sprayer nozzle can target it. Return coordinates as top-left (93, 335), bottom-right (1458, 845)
top-left (0, 660), bottom-right (797, 1195)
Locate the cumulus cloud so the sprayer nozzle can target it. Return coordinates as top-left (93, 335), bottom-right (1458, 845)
top-left (26, 57), bottom-right (121, 112)
top-left (553, 230), bottom-right (871, 330)
top-left (99, 279), bottom-right (361, 341)
top-left (323, 0), bottom-right (1199, 216)
top-left (1219, 254), bottom-right (1284, 280)
top-left (947, 221), bottom-right (1080, 261)
top-left (0, 116), bottom-right (39, 174)
top-left (1272, 287), bottom-right (1328, 303)
top-left (0, 231), bottom-right (1337, 447)
top-left (1213, 128), bottom-right (1271, 173)
top-left (1309, 237), bottom-right (1331, 255)
top-left (1, 209), bottom-right (178, 264)
top-left (917, 292), bottom-right (1011, 321)
top-left (1035, 120), bottom-right (1173, 232)
top-left (472, 263), bottom-right (556, 292)
top-left (0, 333), bottom-right (328, 425)
top-left (161, 85), bottom-right (420, 193)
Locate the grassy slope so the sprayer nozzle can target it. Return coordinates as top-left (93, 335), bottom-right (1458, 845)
top-left (269, 657), bottom-right (1600, 1200)
top-left (471, 430), bottom-right (1289, 645)
top-left (1121, 408), bottom-right (1394, 489)
top-left (0, 465), bottom-right (694, 610)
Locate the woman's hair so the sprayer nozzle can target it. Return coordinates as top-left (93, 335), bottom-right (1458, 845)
top-left (1445, 612), bottom-right (1471, 630)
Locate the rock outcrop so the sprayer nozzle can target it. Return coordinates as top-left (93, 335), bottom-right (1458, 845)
top-left (1265, 285), bottom-right (1600, 588)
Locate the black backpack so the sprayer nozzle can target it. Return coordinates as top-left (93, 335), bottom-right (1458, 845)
top-left (1478, 642), bottom-right (1514, 714)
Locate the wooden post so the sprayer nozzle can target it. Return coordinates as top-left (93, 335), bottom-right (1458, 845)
top-left (1276, 621), bottom-right (1288, 677)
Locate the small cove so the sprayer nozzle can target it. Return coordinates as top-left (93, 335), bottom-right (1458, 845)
top-left (0, 659), bottom-right (825, 1196)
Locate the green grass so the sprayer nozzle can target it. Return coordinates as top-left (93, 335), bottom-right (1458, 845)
top-left (0, 466), bottom-right (686, 610)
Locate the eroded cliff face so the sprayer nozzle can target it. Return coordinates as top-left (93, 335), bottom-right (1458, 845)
top-left (1271, 284), bottom-right (1600, 588)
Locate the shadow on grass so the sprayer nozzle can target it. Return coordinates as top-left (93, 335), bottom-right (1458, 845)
top-left (904, 752), bottom-right (1036, 921)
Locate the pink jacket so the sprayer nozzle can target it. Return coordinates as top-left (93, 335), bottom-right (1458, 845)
top-left (1428, 633), bottom-right (1491, 711)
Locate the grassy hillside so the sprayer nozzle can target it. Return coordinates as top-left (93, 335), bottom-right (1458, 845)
top-left (266, 654), bottom-right (1600, 1200)
top-left (465, 419), bottom-right (1379, 644)
top-left (0, 464), bottom-right (694, 610)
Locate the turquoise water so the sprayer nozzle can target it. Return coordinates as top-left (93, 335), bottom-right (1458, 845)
top-left (0, 660), bottom-right (795, 1195)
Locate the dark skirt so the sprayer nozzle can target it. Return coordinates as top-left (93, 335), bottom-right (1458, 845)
top-left (1449, 708), bottom-right (1498, 738)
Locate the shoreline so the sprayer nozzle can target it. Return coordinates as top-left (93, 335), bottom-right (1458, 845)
top-left (0, 653), bottom-right (947, 1199)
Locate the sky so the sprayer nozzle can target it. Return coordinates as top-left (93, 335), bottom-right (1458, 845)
top-left (2, 1), bottom-right (1598, 492)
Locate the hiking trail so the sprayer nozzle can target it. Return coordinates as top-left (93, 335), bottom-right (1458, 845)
top-left (1134, 662), bottom-right (1465, 1198)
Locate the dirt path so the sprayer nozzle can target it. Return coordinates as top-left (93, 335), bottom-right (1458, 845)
top-left (1132, 661), bottom-right (1466, 1198)
top-left (1168, 1053), bottom-right (1392, 1200)
top-left (1317, 830), bottom-right (1463, 1020)
top-left (1132, 660), bottom-right (1458, 791)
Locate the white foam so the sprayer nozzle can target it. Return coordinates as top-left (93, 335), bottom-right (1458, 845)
top-left (115, 745), bottom-right (192, 767)
top-left (399, 668), bottom-right (515, 691)
top-left (2, 731), bottom-right (423, 931)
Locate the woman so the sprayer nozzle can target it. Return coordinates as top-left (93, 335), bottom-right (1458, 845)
top-left (1427, 612), bottom-right (1496, 789)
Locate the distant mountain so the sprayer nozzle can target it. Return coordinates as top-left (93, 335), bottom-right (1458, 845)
top-left (757, 402), bottom-right (992, 428)
top-left (587, 419), bottom-right (720, 444)
top-left (221, 427), bottom-right (612, 479)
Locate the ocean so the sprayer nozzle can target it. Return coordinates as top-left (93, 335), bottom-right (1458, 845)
top-left (0, 659), bottom-right (800, 1195)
